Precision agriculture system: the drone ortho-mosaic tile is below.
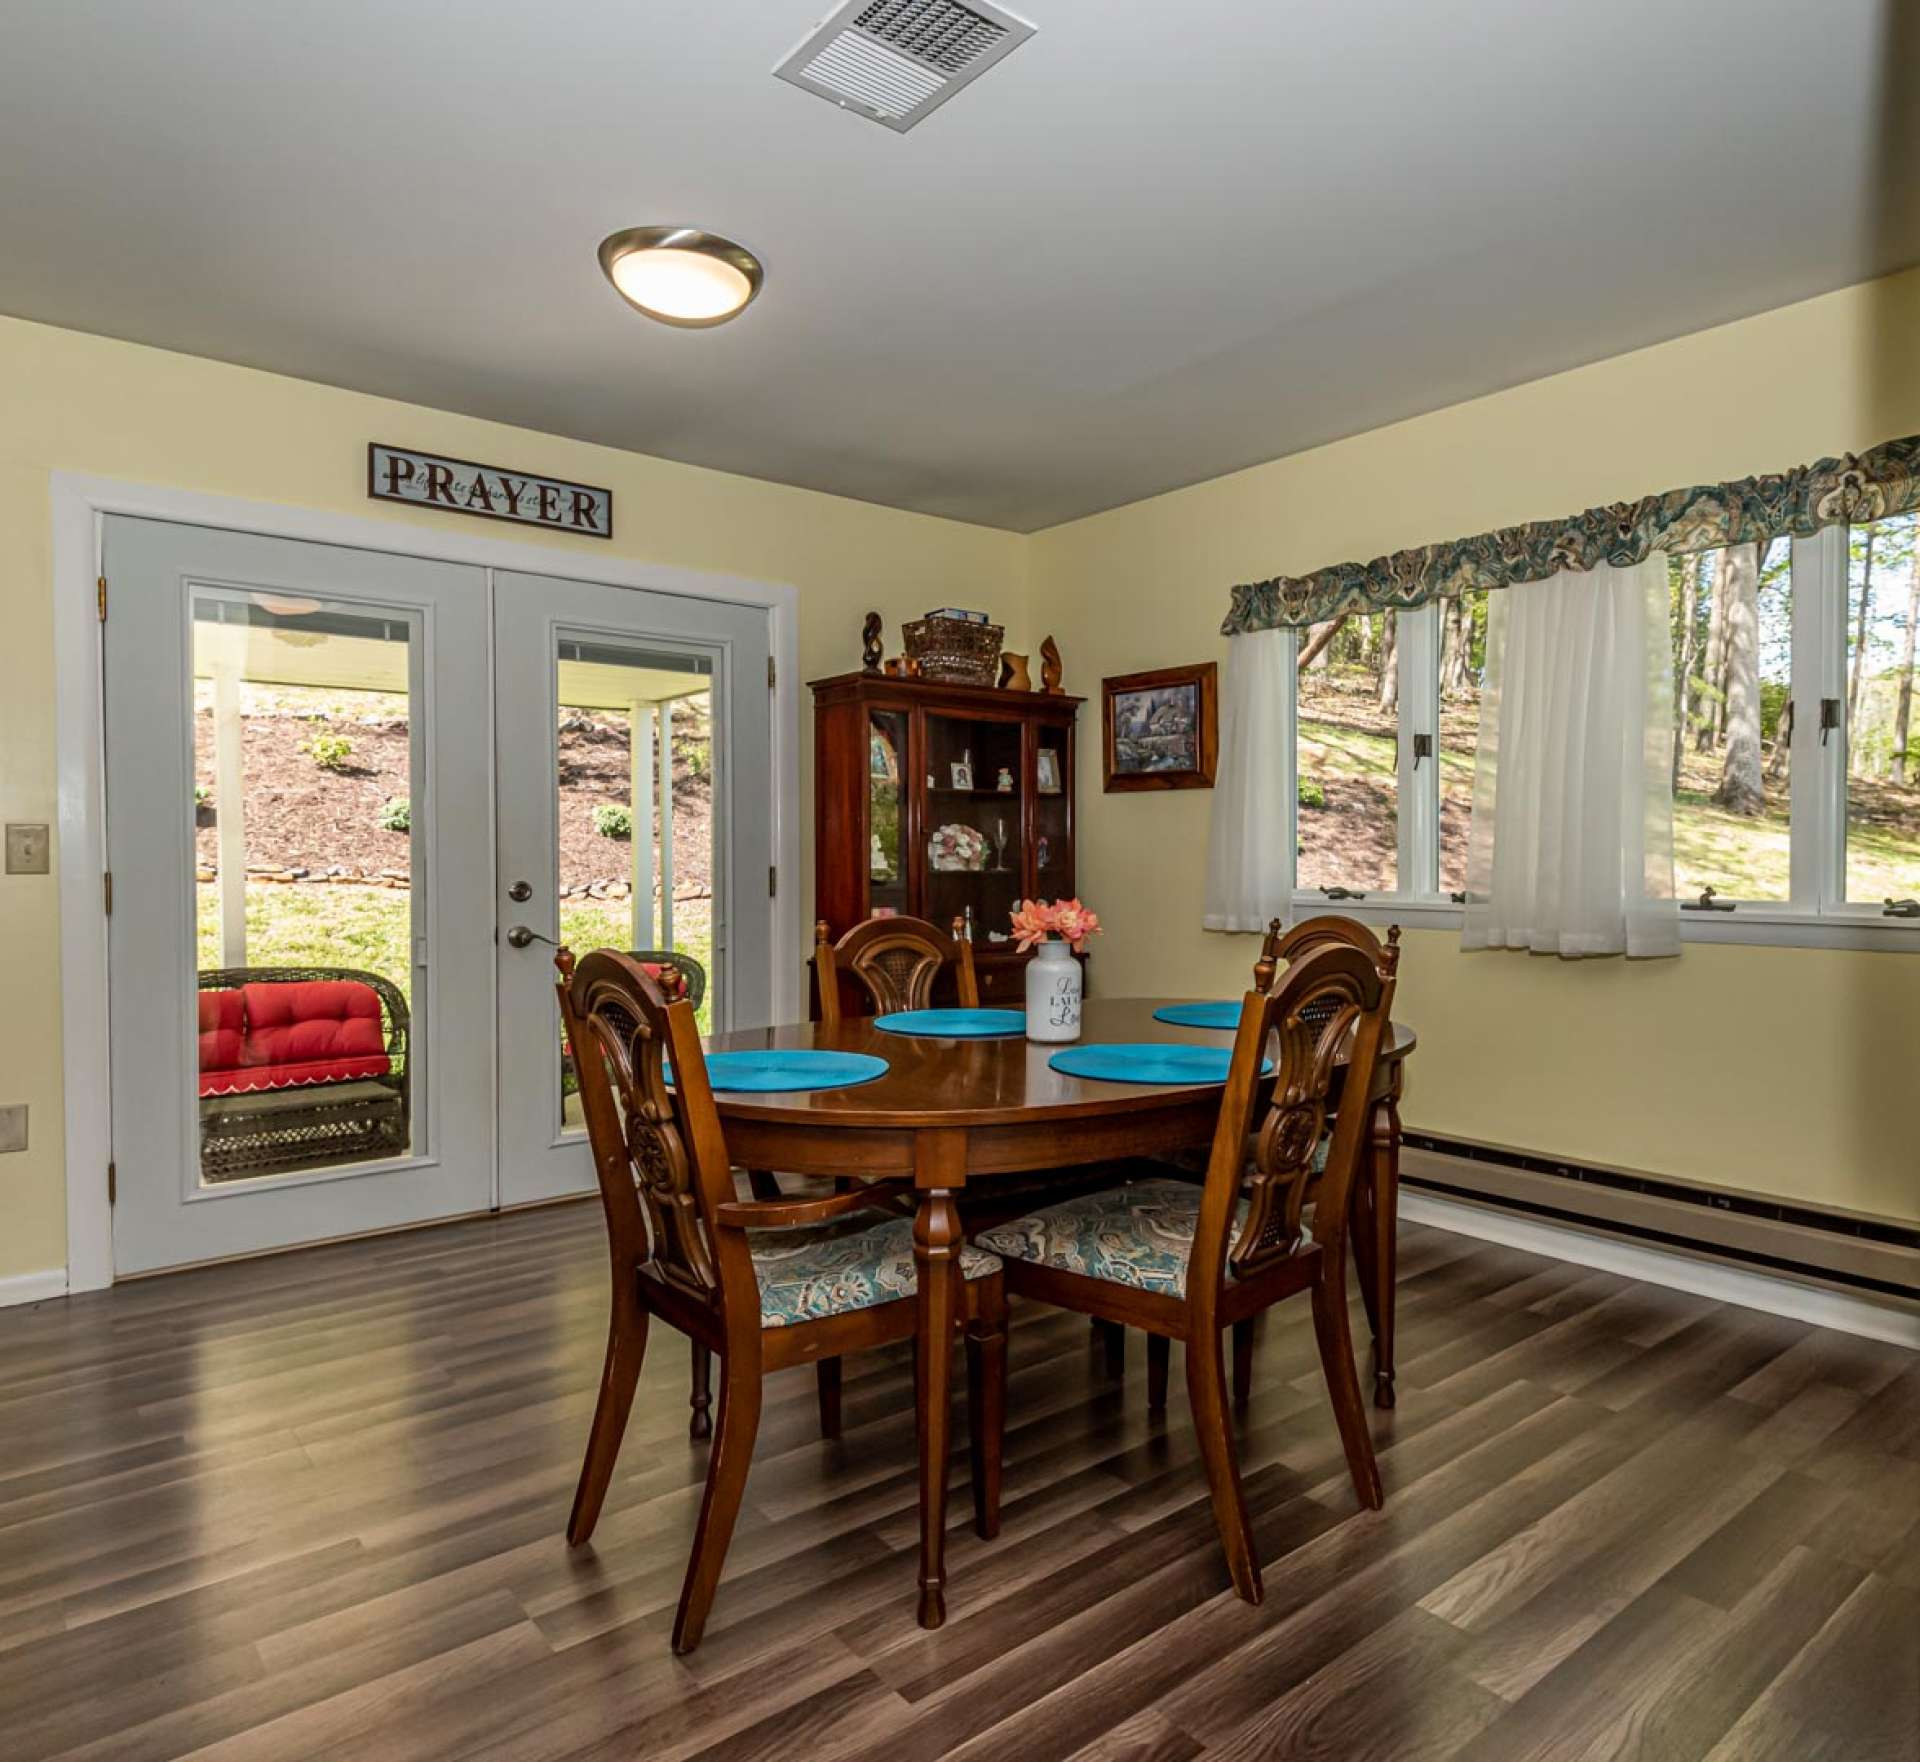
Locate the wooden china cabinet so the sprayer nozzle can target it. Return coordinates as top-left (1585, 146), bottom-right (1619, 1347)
top-left (811, 671), bottom-right (1083, 1005)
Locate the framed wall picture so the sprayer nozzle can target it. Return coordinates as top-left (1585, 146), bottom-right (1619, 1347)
top-left (1101, 662), bottom-right (1218, 792)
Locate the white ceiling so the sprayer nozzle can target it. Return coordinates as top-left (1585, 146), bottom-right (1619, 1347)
top-left (3, 1), bottom-right (1915, 531)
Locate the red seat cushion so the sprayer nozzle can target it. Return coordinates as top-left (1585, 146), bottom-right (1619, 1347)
top-left (197, 980), bottom-right (393, 1097)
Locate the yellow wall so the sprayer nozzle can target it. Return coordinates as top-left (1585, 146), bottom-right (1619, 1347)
top-left (7, 270), bottom-right (1918, 1282)
top-left (0, 316), bottom-right (1029, 1280)
top-left (1028, 268), bottom-right (1920, 1225)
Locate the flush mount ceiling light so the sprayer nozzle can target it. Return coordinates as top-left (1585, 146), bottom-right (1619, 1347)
top-left (597, 227), bottom-right (765, 328)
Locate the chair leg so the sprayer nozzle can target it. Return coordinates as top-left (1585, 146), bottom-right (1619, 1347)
top-left (566, 1299), bottom-right (648, 1546)
top-left (1185, 1326), bottom-right (1262, 1605)
top-left (746, 1168), bottom-right (782, 1201)
top-left (1146, 1332), bottom-right (1170, 1413)
top-left (1232, 1318), bottom-right (1255, 1409)
top-left (1311, 1254), bottom-right (1384, 1511)
top-left (672, 1355), bottom-right (763, 1655)
top-left (1097, 1318), bottom-right (1126, 1380)
top-left (965, 1279), bottom-right (1007, 1540)
top-left (689, 1340), bottom-right (714, 1441)
top-left (816, 1356), bottom-right (843, 1441)
top-left (1371, 1096), bottom-right (1403, 1410)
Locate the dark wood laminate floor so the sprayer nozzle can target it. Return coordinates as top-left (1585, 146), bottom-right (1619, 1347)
top-left (1, 1205), bottom-right (1915, 1762)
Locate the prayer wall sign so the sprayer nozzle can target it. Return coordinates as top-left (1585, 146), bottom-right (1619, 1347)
top-left (367, 443), bottom-right (612, 539)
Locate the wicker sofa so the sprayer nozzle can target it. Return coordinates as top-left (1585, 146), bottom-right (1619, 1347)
top-left (196, 966), bottom-right (410, 1182)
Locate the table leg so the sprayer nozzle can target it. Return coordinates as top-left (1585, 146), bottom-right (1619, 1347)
top-left (1369, 1093), bottom-right (1402, 1409)
top-left (912, 1186), bottom-right (961, 1629)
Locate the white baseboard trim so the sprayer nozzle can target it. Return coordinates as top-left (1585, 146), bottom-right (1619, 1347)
top-left (1400, 1191), bottom-right (1920, 1351)
top-left (0, 1269), bottom-right (70, 1310)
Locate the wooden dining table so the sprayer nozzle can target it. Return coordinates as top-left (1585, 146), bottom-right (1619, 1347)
top-left (706, 994), bottom-right (1415, 1628)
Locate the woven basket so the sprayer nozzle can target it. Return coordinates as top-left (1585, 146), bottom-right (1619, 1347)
top-left (902, 615), bottom-right (1004, 686)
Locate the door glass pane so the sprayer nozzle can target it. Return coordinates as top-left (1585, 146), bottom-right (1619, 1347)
top-left (192, 589), bottom-right (418, 1183)
top-left (1844, 513), bottom-right (1920, 903)
top-left (925, 712), bottom-right (1023, 946)
top-left (1437, 590), bottom-right (1489, 898)
top-left (555, 637), bottom-right (713, 1129)
top-left (1670, 540), bottom-right (1793, 902)
top-left (867, 708), bottom-right (910, 917)
top-left (1296, 614), bottom-right (1397, 894)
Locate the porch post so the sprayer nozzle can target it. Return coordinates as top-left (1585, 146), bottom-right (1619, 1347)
top-left (629, 699), bottom-right (655, 952)
top-left (212, 657), bottom-right (247, 966)
top-left (658, 696), bottom-right (675, 949)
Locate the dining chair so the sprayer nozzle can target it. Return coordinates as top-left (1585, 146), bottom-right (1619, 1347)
top-left (812, 913), bottom-right (978, 1026)
top-left (556, 947), bottom-right (1008, 1653)
top-left (975, 933), bottom-right (1399, 1605)
top-left (1256, 914), bottom-right (1403, 1407)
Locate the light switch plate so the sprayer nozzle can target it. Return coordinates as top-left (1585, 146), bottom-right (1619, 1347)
top-left (5, 824), bottom-right (50, 875)
top-left (0, 1106), bottom-right (26, 1154)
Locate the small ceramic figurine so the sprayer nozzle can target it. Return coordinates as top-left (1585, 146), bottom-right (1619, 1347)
top-left (1040, 635), bottom-right (1064, 694)
top-left (861, 611), bottom-right (883, 673)
top-left (996, 766), bottom-right (1014, 792)
top-left (999, 651), bottom-right (1031, 691)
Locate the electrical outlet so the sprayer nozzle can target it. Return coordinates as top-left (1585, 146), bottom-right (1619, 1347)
top-left (5, 824), bottom-right (50, 875)
top-left (0, 1105), bottom-right (26, 1154)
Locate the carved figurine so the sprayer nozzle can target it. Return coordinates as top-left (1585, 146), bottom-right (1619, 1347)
top-left (861, 611), bottom-right (883, 673)
top-left (998, 651), bottom-right (1031, 691)
top-left (1040, 635), bottom-right (1064, 694)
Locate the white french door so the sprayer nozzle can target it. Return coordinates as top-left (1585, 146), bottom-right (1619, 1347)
top-left (102, 519), bottom-right (775, 1275)
top-left (492, 569), bottom-right (773, 1205)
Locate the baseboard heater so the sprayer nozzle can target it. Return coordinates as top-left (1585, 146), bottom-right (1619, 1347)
top-left (1400, 1134), bottom-right (1919, 1303)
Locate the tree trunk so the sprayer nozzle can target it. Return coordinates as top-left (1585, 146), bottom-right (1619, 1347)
top-left (1697, 551), bottom-right (1725, 750)
top-left (1712, 543), bottom-right (1765, 816)
top-left (1894, 555), bottom-right (1919, 788)
top-left (1296, 614), bottom-right (1348, 672)
top-left (1848, 527), bottom-right (1876, 729)
top-left (1376, 612), bottom-right (1398, 713)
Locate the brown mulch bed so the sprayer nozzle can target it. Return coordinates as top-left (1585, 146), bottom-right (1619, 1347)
top-left (193, 709), bottom-right (713, 897)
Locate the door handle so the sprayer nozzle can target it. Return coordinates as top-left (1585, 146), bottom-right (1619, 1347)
top-left (505, 925), bottom-right (556, 949)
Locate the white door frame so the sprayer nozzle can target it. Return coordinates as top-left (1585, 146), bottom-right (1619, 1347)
top-left (52, 472), bottom-right (803, 1294)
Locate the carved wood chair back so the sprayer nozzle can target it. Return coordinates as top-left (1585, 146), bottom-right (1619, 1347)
top-left (1191, 933), bottom-right (1400, 1309)
top-left (557, 948), bottom-right (745, 1321)
top-left (813, 914), bottom-right (979, 1027)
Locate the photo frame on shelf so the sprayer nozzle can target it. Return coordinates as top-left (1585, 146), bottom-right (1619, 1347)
top-left (1036, 748), bottom-right (1062, 795)
top-left (1101, 661), bottom-right (1218, 792)
top-left (950, 758), bottom-right (974, 791)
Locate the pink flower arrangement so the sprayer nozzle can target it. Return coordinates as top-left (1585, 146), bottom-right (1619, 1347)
top-left (1011, 897), bottom-right (1103, 952)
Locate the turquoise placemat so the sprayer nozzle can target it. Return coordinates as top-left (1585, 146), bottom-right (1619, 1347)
top-left (873, 1008), bottom-right (1026, 1038)
top-left (679, 1050), bottom-right (889, 1093)
top-left (1151, 1001), bottom-right (1242, 1029)
top-left (1048, 1043), bottom-right (1272, 1085)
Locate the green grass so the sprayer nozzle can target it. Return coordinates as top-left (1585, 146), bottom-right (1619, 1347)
top-left (200, 882), bottom-right (714, 1032)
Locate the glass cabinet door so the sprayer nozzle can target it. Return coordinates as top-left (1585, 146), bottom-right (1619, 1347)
top-left (922, 710), bottom-right (1024, 944)
top-left (1033, 724), bottom-right (1073, 901)
top-left (866, 707), bottom-right (911, 918)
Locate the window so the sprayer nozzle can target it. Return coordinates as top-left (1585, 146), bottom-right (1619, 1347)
top-left (1436, 589), bottom-right (1489, 899)
top-left (1268, 522), bottom-right (1918, 940)
top-left (1294, 614), bottom-right (1399, 895)
top-left (1669, 539), bottom-right (1793, 904)
top-left (1843, 513), bottom-right (1919, 907)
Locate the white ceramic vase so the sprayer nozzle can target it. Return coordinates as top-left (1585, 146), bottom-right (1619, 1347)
top-left (1025, 937), bottom-right (1082, 1043)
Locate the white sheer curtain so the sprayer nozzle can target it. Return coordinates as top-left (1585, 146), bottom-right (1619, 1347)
top-left (1461, 555), bottom-right (1679, 958)
top-left (1204, 627), bottom-right (1294, 932)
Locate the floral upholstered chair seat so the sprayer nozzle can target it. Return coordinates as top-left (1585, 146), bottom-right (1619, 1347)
top-left (752, 1214), bottom-right (1000, 1329)
top-left (974, 1167), bottom-right (1314, 1299)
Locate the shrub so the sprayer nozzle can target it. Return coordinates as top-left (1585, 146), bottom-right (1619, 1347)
top-left (193, 782), bottom-right (211, 808)
top-left (1297, 777), bottom-right (1327, 810)
top-left (378, 797), bottom-right (411, 834)
top-left (307, 733), bottom-right (353, 771)
top-left (592, 803), bottom-right (633, 839)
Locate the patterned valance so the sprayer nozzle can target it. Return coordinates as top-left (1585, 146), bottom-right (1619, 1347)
top-left (1221, 433), bottom-right (1920, 634)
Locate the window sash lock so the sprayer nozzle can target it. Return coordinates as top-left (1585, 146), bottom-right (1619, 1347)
top-left (1681, 886), bottom-right (1736, 913)
top-left (1319, 885), bottom-right (1368, 901)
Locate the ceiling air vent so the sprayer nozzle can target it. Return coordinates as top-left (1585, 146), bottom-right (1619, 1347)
top-left (774, 0), bottom-right (1036, 133)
